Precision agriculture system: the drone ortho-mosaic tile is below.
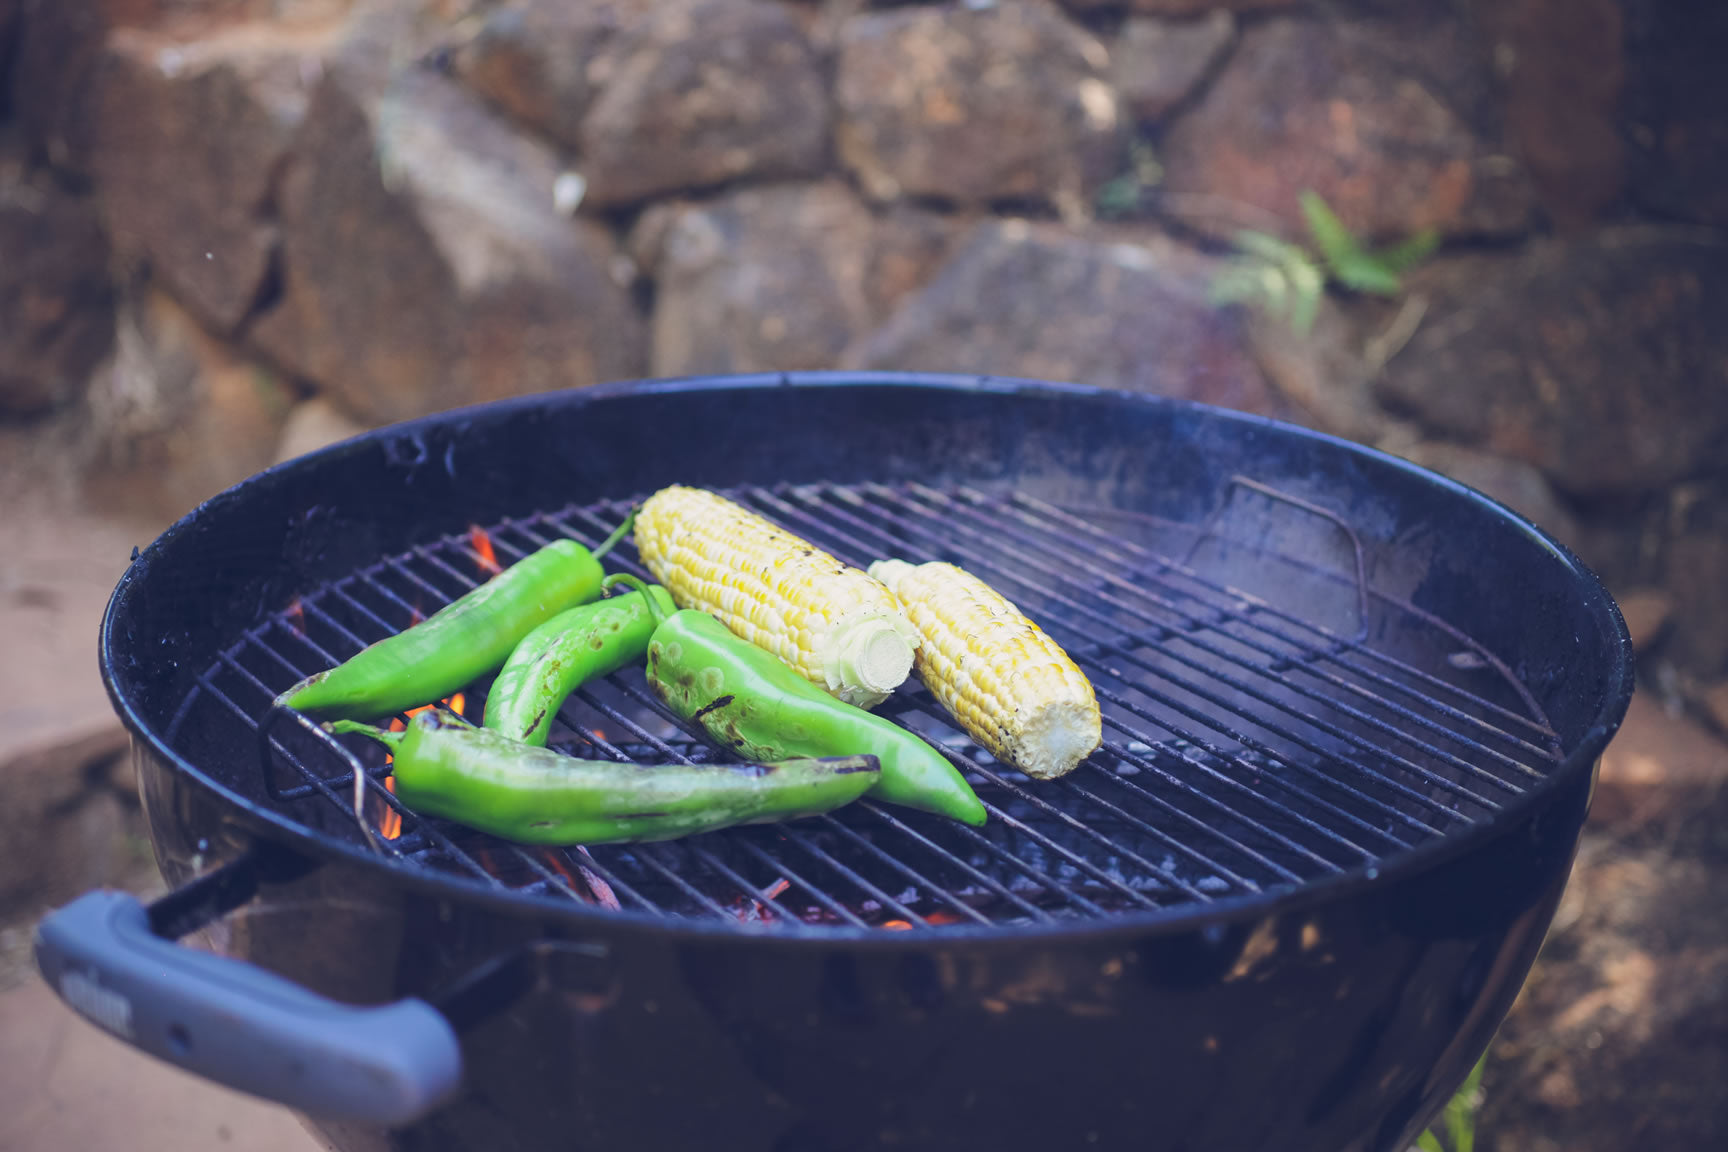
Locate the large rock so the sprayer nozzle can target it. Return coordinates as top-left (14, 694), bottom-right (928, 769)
top-left (92, 21), bottom-right (334, 332)
top-left (0, 163), bottom-right (115, 416)
top-left (452, 0), bottom-right (648, 150)
top-left (1375, 229), bottom-right (1728, 496)
top-left (848, 219), bottom-right (1285, 416)
top-left (1661, 479), bottom-right (1728, 677)
top-left (1485, 0), bottom-right (1625, 229)
top-left (1161, 15), bottom-right (1530, 242)
top-left (1062, 0), bottom-right (1291, 13)
top-left (835, 2), bottom-right (1121, 219)
top-left (644, 183), bottom-right (959, 378)
top-left (1623, 0), bottom-right (1728, 228)
top-left (11, 0), bottom-right (108, 173)
top-left (461, 0), bottom-right (827, 208)
top-left (252, 65), bottom-right (647, 425)
top-left (581, 0), bottom-right (828, 207)
top-left (1111, 12), bottom-right (1235, 125)
top-left (81, 287), bottom-right (295, 521)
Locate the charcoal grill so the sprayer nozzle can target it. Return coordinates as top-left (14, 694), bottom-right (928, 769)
top-left (36, 373), bottom-right (1632, 1152)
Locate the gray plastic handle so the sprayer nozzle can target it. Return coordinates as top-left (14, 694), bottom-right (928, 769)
top-left (33, 890), bottom-right (462, 1126)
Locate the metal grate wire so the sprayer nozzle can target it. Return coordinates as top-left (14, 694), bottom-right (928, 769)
top-left (170, 483), bottom-right (1563, 933)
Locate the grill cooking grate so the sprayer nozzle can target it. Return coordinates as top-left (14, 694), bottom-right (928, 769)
top-left (172, 482), bottom-right (1562, 932)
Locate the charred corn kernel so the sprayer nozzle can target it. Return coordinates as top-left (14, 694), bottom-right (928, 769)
top-left (633, 486), bottom-right (919, 709)
top-left (868, 559), bottom-right (1101, 780)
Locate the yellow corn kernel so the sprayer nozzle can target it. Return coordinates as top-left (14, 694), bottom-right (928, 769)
top-left (634, 486), bottom-right (918, 708)
top-left (868, 559), bottom-right (1101, 780)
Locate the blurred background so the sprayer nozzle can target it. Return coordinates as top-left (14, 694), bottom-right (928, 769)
top-left (0, 0), bottom-right (1722, 1148)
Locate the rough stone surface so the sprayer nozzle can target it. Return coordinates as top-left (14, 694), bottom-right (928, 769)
top-left (1396, 440), bottom-right (1582, 552)
top-left (1111, 11), bottom-right (1234, 124)
top-left (849, 219), bottom-right (1284, 417)
top-left (649, 182), bottom-right (920, 377)
top-left (452, 0), bottom-right (650, 151)
top-left (0, 165), bottom-right (115, 416)
top-left (273, 393), bottom-right (370, 463)
top-left (1481, 720), bottom-right (1728, 1152)
top-left (1623, 0), bottom-right (1728, 228)
top-left (11, 0), bottom-right (108, 173)
top-left (835, 3), bottom-right (1120, 218)
top-left (1240, 297), bottom-right (1383, 443)
top-left (577, 0), bottom-right (830, 207)
top-left (1591, 691), bottom-right (1728, 829)
top-left (1613, 588), bottom-right (1673, 653)
top-left (252, 65), bottom-right (646, 425)
top-left (1489, 0), bottom-right (1625, 229)
top-left (0, 0), bottom-right (16, 117)
top-left (1375, 230), bottom-right (1728, 496)
top-left (92, 21), bottom-right (333, 332)
top-left (1660, 479), bottom-right (1728, 678)
top-left (81, 287), bottom-right (295, 522)
top-left (1161, 16), bottom-right (1530, 242)
top-left (1061, 0), bottom-right (1289, 13)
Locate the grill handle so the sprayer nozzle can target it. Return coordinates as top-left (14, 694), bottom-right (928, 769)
top-left (33, 888), bottom-right (463, 1126)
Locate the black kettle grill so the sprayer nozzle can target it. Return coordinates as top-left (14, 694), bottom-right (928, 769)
top-left (35, 373), bottom-right (1632, 1152)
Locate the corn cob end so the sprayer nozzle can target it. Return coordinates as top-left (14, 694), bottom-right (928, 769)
top-left (869, 558), bottom-right (1101, 780)
top-left (823, 616), bottom-right (917, 708)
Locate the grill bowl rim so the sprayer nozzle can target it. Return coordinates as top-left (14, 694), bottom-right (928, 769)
top-left (100, 371), bottom-right (1636, 946)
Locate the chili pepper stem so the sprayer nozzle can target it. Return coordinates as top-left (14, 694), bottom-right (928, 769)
top-left (602, 572), bottom-right (666, 626)
top-left (591, 510), bottom-right (637, 561)
top-left (326, 719), bottom-right (405, 750)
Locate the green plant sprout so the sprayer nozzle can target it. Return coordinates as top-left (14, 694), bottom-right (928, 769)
top-left (1210, 190), bottom-right (1439, 334)
top-left (1415, 1053), bottom-right (1487, 1152)
top-left (1095, 138), bottom-right (1164, 219)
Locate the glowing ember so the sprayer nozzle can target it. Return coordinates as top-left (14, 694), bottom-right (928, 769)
top-left (470, 525), bottom-right (501, 576)
top-left (407, 602), bottom-right (424, 627)
top-left (284, 597), bottom-right (305, 636)
top-left (761, 877), bottom-right (790, 900)
top-left (881, 919), bottom-right (913, 930)
top-left (447, 692), bottom-right (465, 717)
top-left (381, 776), bottom-right (402, 840)
top-left (541, 848), bottom-right (622, 911)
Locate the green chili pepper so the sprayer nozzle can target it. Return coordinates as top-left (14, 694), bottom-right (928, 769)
top-left (482, 584), bottom-right (678, 746)
top-left (605, 574), bottom-right (988, 827)
top-left (276, 520), bottom-right (631, 721)
top-left (330, 710), bottom-right (880, 846)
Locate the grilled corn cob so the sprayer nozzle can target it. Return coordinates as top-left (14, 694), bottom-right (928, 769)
top-left (868, 559), bottom-right (1101, 780)
top-left (632, 486), bottom-right (919, 708)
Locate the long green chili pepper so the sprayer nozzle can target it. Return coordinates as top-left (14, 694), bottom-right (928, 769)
top-left (330, 709), bottom-right (880, 846)
top-left (482, 584), bottom-right (677, 746)
top-left (276, 520), bottom-right (632, 721)
top-left (605, 574), bottom-right (988, 827)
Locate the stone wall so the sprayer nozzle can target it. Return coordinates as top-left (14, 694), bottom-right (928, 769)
top-left (5, 0), bottom-right (1726, 702)
top-left (0, 0), bottom-right (1724, 1146)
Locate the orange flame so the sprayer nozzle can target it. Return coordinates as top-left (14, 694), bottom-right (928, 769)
top-left (381, 776), bottom-right (402, 840)
top-left (881, 919), bottom-right (913, 931)
top-left (285, 597), bottom-right (306, 636)
top-left (404, 693), bottom-right (464, 720)
top-left (470, 525), bottom-right (501, 577)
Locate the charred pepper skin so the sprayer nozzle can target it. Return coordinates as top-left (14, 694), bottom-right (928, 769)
top-left (482, 585), bottom-right (678, 746)
top-left (607, 575), bottom-right (988, 827)
top-left (276, 523), bottom-right (630, 721)
top-left (330, 710), bottom-right (880, 846)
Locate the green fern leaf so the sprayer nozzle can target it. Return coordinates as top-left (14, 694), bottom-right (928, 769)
top-left (1373, 228), bottom-right (1440, 275)
top-left (1329, 252), bottom-right (1404, 296)
top-left (1299, 190), bottom-right (1365, 276)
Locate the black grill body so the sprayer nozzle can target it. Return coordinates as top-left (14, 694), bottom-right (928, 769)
top-left (89, 375), bottom-right (1629, 1151)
